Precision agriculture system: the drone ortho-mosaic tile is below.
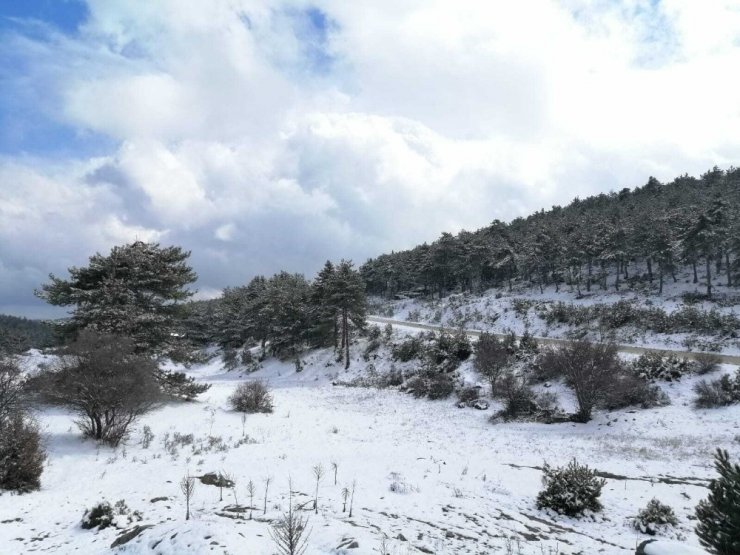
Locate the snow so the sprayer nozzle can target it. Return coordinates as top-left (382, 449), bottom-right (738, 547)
top-left (642, 540), bottom-right (709, 555)
top-left (1, 331), bottom-right (736, 554)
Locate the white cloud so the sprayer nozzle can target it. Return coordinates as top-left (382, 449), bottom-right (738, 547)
top-left (1, 0), bottom-right (740, 315)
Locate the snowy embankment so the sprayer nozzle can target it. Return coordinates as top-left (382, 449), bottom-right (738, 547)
top-left (1, 338), bottom-right (736, 554)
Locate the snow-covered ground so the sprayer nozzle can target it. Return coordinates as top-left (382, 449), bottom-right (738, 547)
top-left (1, 336), bottom-right (737, 554)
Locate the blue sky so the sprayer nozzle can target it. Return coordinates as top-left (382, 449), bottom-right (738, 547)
top-left (1, 0), bottom-right (739, 318)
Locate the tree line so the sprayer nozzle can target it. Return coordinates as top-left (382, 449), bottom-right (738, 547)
top-left (207, 259), bottom-right (367, 369)
top-left (360, 166), bottom-right (740, 299)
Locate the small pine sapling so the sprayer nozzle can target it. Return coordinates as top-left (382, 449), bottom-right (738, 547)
top-left (348, 479), bottom-right (356, 518)
top-left (270, 478), bottom-right (310, 555)
top-left (180, 474), bottom-right (196, 521)
top-left (341, 486), bottom-right (350, 512)
top-left (264, 476), bottom-right (272, 515)
top-left (312, 463), bottom-right (325, 514)
top-left (247, 479), bottom-right (256, 519)
top-left (331, 461), bottom-right (338, 485)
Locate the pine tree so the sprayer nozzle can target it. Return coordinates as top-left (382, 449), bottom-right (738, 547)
top-left (696, 449), bottom-right (740, 555)
top-left (36, 242), bottom-right (196, 357)
top-left (309, 261), bottom-right (338, 349)
top-left (327, 261), bottom-right (367, 369)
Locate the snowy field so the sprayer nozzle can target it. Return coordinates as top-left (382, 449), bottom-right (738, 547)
top-left (1, 337), bottom-right (737, 554)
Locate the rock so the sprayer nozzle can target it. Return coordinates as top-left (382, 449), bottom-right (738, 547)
top-left (337, 537), bottom-right (359, 549)
top-left (110, 525), bottom-right (152, 548)
top-left (396, 533), bottom-right (407, 541)
top-left (473, 400), bottom-right (489, 410)
top-left (150, 497), bottom-right (168, 503)
top-left (456, 402), bottom-right (467, 409)
top-left (199, 472), bottom-right (235, 488)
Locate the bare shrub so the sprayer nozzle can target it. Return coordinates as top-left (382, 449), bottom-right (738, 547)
top-left (180, 475), bottom-right (196, 520)
top-left (603, 373), bottom-right (670, 410)
top-left (694, 372), bottom-right (740, 408)
top-left (0, 411), bottom-right (45, 493)
top-left (539, 341), bottom-right (623, 422)
top-left (37, 331), bottom-right (162, 446)
top-left (694, 352), bottom-right (722, 375)
top-left (497, 372), bottom-right (536, 419)
top-left (229, 381), bottom-right (274, 413)
top-left (474, 333), bottom-right (512, 396)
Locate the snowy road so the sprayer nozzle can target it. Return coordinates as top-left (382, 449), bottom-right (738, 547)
top-left (367, 315), bottom-right (740, 365)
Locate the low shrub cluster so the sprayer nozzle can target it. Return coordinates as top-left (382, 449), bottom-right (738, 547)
top-left (392, 329), bottom-right (471, 373)
top-left (631, 351), bottom-right (693, 382)
top-left (541, 301), bottom-right (740, 336)
top-left (403, 371), bottom-right (454, 400)
top-left (229, 381), bottom-right (274, 413)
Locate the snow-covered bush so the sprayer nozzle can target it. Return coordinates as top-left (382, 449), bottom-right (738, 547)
top-left (603, 374), bottom-right (670, 410)
top-left (694, 371), bottom-right (740, 408)
top-left (427, 373), bottom-right (455, 399)
top-left (391, 336), bottom-right (424, 362)
top-left (81, 501), bottom-right (114, 530)
top-left (457, 386), bottom-right (480, 404)
top-left (633, 498), bottom-right (678, 535)
top-left (403, 371), bottom-right (454, 400)
top-left (536, 459), bottom-right (606, 517)
top-left (632, 352), bottom-right (693, 382)
top-left (229, 381), bottom-right (274, 413)
top-left (0, 410), bottom-right (45, 493)
top-left (696, 449), bottom-right (740, 555)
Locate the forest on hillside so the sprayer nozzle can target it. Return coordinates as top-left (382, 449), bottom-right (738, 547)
top-left (360, 166), bottom-right (740, 300)
top-left (0, 314), bottom-right (56, 354)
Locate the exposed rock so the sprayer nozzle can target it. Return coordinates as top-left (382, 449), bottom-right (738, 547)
top-left (473, 400), bottom-right (489, 410)
top-left (198, 473), bottom-right (235, 488)
top-left (110, 525), bottom-right (152, 548)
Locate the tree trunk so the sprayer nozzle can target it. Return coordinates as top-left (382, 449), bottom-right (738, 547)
top-left (614, 260), bottom-right (620, 291)
top-left (586, 260), bottom-right (592, 292)
top-left (646, 258), bottom-right (653, 283)
top-left (692, 260), bottom-right (698, 283)
top-left (343, 309), bottom-right (350, 370)
top-left (726, 252), bottom-right (732, 287)
top-left (658, 265), bottom-right (664, 295)
top-left (706, 256), bottom-right (712, 299)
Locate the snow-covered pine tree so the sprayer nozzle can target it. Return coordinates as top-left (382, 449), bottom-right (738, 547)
top-left (36, 241), bottom-right (196, 357)
top-left (309, 261), bottom-right (338, 349)
top-left (695, 449), bottom-right (740, 555)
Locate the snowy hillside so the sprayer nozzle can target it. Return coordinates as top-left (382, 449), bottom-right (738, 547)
top-left (371, 265), bottom-right (740, 357)
top-left (2, 329), bottom-right (736, 555)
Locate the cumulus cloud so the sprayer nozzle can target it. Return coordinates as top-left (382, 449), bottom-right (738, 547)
top-left (1, 0), bottom-right (739, 316)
